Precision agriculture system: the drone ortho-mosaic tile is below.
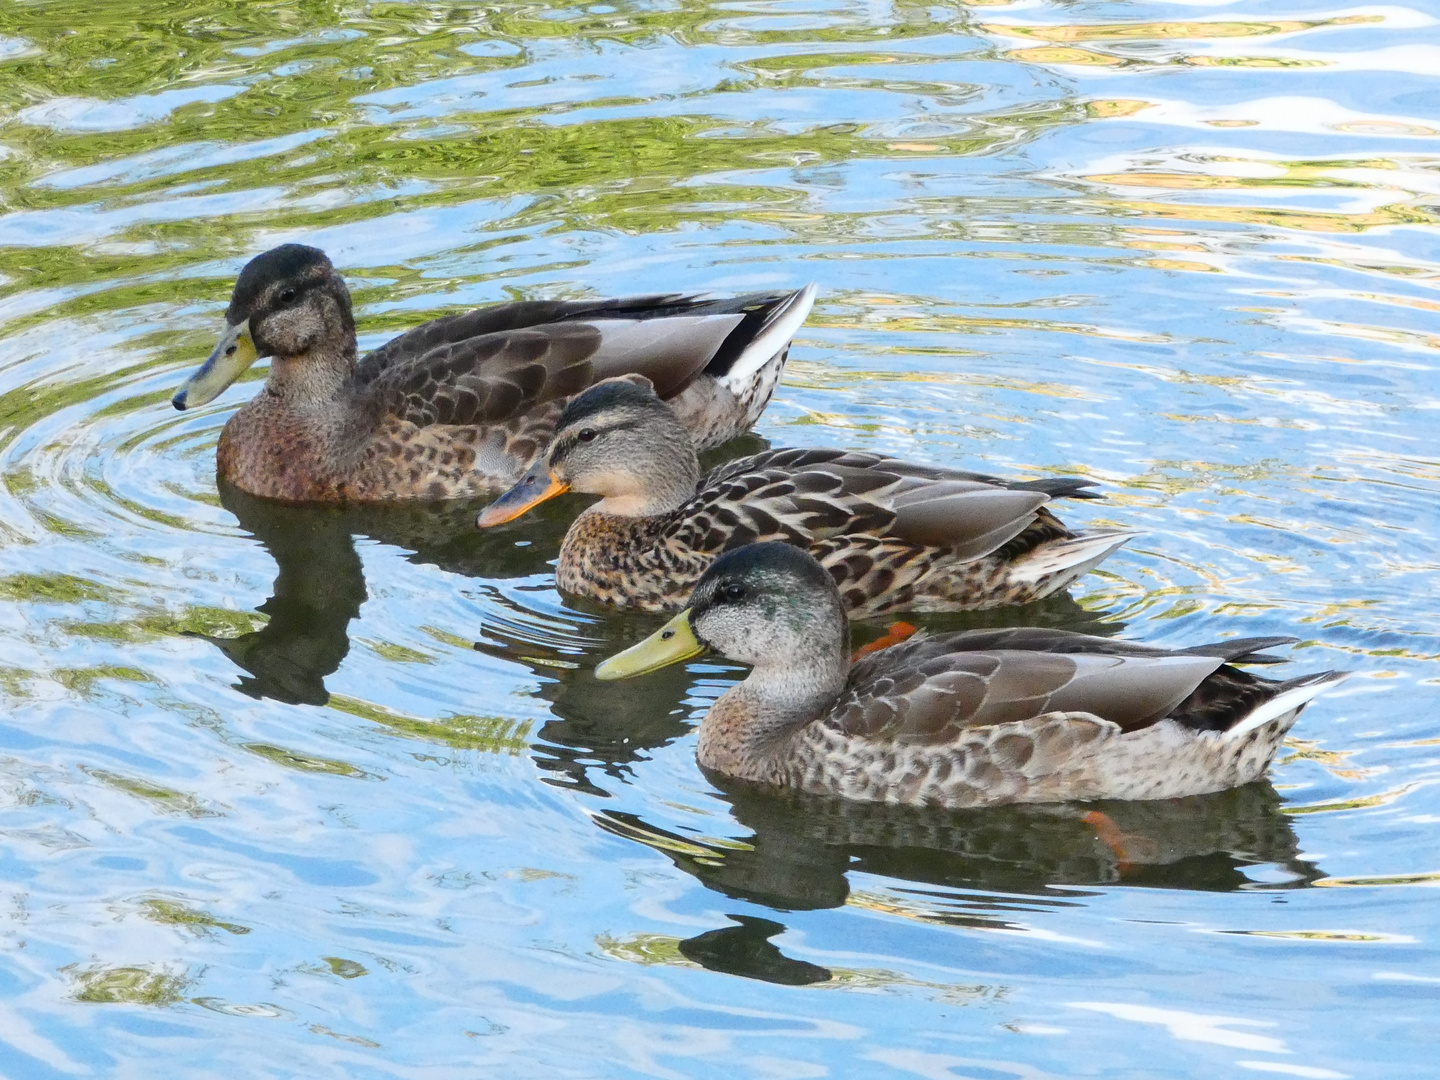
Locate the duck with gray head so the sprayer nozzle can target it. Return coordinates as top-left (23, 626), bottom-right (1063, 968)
top-left (478, 376), bottom-right (1135, 616)
top-left (595, 542), bottom-right (1348, 807)
top-left (172, 244), bottom-right (815, 503)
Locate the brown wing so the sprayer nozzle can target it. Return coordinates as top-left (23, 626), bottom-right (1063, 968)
top-left (699, 448), bottom-right (997, 488)
top-left (356, 311), bottom-right (769, 431)
top-left (674, 453), bottom-right (1054, 561)
top-left (702, 448), bottom-right (1100, 501)
top-left (354, 290), bottom-right (819, 433)
top-left (355, 295), bottom-right (691, 380)
top-left (663, 458), bottom-right (895, 554)
top-left (828, 647), bottom-right (1228, 746)
top-left (359, 324), bottom-right (603, 430)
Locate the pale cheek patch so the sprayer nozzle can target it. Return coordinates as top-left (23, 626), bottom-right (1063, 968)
top-left (585, 468), bottom-right (653, 513)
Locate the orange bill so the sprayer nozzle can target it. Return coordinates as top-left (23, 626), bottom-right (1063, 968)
top-left (477, 461), bottom-right (570, 527)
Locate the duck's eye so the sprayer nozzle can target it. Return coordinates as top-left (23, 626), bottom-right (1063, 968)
top-left (278, 287), bottom-right (297, 304)
top-left (577, 428), bottom-right (597, 443)
top-left (722, 583), bottom-right (745, 601)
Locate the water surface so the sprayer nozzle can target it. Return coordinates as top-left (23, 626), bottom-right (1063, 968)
top-left (1, 0), bottom-right (1437, 1076)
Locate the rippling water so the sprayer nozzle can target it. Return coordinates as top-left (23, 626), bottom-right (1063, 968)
top-left (1, 0), bottom-right (1438, 1075)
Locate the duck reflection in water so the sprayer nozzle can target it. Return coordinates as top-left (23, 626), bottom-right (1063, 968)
top-left (618, 778), bottom-right (1321, 908)
top-left (597, 780), bottom-right (1321, 984)
top-left (197, 481), bottom-right (577, 704)
top-left (196, 436), bottom-right (779, 704)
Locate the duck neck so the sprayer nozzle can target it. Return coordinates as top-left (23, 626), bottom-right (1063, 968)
top-left (265, 342), bottom-right (358, 410)
top-left (696, 627), bottom-right (850, 783)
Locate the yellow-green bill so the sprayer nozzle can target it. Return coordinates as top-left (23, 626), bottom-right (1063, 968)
top-left (173, 319), bottom-right (259, 410)
top-left (595, 609), bottom-right (705, 680)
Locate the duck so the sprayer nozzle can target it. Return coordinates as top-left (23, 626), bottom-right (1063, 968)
top-left (594, 542), bottom-right (1347, 807)
top-left (476, 376), bottom-right (1135, 616)
top-left (171, 244), bottom-right (815, 503)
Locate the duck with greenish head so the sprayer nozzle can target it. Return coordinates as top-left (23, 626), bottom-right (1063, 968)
top-left (172, 243), bottom-right (815, 503)
top-left (478, 376), bottom-right (1135, 616)
top-left (595, 543), bottom-right (1348, 807)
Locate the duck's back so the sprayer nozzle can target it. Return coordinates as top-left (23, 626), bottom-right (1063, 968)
top-left (354, 289), bottom-right (815, 447)
top-left (781, 633), bottom-right (1343, 807)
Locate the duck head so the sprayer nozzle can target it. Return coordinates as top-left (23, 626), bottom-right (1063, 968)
top-left (477, 375), bottom-right (700, 526)
top-left (595, 541), bottom-right (849, 685)
top-left (173, 244), bottom-right (356, 410)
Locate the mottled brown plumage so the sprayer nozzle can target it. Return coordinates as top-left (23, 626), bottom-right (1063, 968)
top-left (478, 378), bottom-right (1134, 616)
top-left (174, 244), bottom-right (815, 503)
top-left (595, 544), bottom-right (1348, 807)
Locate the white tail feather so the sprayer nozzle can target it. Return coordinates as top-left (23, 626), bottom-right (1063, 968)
top-left (1008, 528), bottom-right (1138, 589)
top-left (718, 283), bottom-right (817, 392)
top-left (588, 315), bottom-right (743, 369)
top-left (1224, 673), bottom-right (1348, 742)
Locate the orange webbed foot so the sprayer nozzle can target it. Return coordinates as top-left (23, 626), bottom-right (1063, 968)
top-left (1082, 810), bottom-right (1133, 875)
top-left (852, 621), bottom-right (918, 662)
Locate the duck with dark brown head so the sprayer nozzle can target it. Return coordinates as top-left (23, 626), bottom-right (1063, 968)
top-left (173, 243), bottom-right (815, 503)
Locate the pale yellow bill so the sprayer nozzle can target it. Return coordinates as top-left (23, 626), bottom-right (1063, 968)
top-left (594, 609), bottom-right (705, 681)
top-left (173, 319), bottom-right (259, 410)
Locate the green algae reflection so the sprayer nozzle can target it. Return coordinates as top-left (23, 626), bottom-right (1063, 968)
top-left (82, 767), bottom-right (220, 818)
top-left (66, 963), bottom-right (191, 1006)
top-left (137, 897), bottom-right (251, 936)
top-left (0, 0), bottom-right (1081, 306)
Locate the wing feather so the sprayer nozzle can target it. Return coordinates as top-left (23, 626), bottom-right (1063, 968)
top-left (354, 297), bottom-right (784, 431)
top-left (679, 454), bottom-right (1062, 564)
top-left (830, 648), bottom-right (1226, 745)
top-left (361, 324), bottom-right (601, 429)
top-left (354, 290), bottom-right (817, 432)
top-left (355, 295), bottom-right (693, 381)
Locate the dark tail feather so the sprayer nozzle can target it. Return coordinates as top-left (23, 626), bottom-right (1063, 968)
top-left (1181, 636), bottom-right (1299, 666)
top-left (1007, 477), bottom-right (1104, 501)
top-left (703, 285), bottom-right (815, 380)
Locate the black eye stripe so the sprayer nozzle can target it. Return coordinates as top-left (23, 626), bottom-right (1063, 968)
top-left (694, 580), bottom-right (744, 620)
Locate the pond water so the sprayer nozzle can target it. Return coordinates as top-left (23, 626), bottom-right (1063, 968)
top-left (1, 0), bottom-right (1437, 1076)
